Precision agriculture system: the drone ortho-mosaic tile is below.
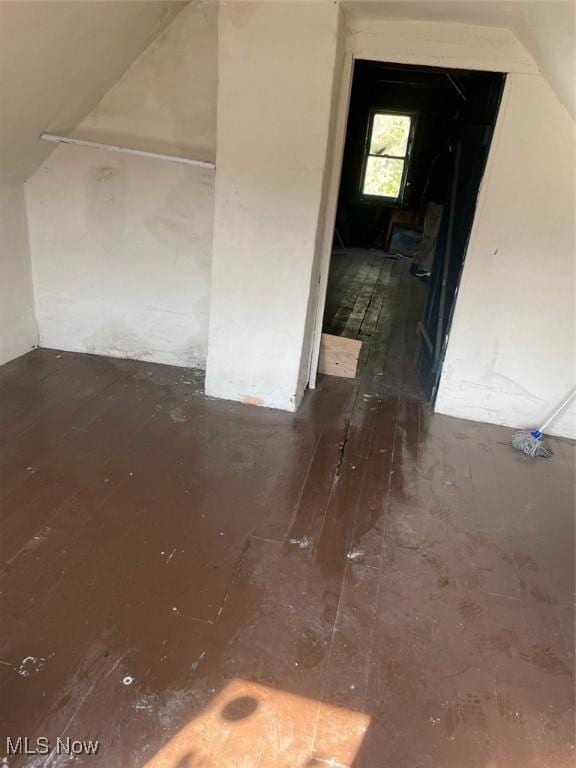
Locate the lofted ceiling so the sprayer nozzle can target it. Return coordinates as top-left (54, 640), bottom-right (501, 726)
top-left (0, 0), bottom-right (187, 182)
top-left (344, 1), bottom-right (576, 119)
top-left (0, 0), bottom-right (573, 183)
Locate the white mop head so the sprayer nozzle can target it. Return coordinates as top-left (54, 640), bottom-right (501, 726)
top-left (511, 430), bottom-right (553, 459)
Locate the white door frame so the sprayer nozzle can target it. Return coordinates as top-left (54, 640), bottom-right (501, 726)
top-left (308, 52), bottom-right (355, 389)
top-left (307, 48), bottom-right (510, 394)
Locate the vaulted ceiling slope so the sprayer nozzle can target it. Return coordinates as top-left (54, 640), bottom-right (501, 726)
top-left (345, 1), bottom-right (576, 120)
top-left (1, 0), bottom-right (573, 184)
top-left (0, 0), bottom-right (187, 182)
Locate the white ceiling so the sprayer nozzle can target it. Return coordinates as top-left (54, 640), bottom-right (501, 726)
top-left (0, 0), bottom-right (187, 181)
top-left (1, 0), bottom-right (573, 183)
top-left (344, 1), bottom-right (576, 119)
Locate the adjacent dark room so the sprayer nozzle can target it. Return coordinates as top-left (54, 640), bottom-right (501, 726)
top-left (321, 60), bottom-right (504, 400)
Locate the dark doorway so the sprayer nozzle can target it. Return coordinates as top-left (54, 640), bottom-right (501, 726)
top-left (320, 60), bottom-right (505, 401)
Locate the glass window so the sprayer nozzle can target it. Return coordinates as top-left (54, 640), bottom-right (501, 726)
top-left (362, 113), bottom-right (413, 200)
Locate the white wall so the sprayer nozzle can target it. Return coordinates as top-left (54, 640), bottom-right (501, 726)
top-left (340, 1), bottom-right (576, 120)
top-left (301, 12), bottom-right (350, 392)
top-left (512, 0), bottom-right (576, 120)
top-left (345, 16), bottom-right (538, 74)
top-left (14, 2), bottom-right (576, 440)
top-left (25, 2), bottom-right (217, 368)
top-left (436, 73), bottom-right (576, 438)
top-left (0, 0), bottom-right (185, 182)
top-left (205, 1), bottom-right (340, 410)
top-left (0, 182), bottom-right (37, 365)
top-left (343, 16), bottom-right (576, 439)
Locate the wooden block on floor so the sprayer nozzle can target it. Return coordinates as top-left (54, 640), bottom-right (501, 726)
top-left (318, 333), bottom-right (362, 379)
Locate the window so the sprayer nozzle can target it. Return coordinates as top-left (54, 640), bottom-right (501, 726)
top-left (361, 112), bottom-right (414, 200)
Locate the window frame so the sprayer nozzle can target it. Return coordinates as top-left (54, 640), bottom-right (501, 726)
top-left (359, 109), bottom-right (417, 205)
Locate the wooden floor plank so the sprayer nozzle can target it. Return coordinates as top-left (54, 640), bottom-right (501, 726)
top-left (0, 260), bottom-right (573, 768)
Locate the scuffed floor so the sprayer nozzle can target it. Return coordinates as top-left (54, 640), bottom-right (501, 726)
top-left (1, 264), bottom-right (574, 767)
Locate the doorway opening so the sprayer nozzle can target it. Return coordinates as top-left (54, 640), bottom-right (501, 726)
top-left (317, 60), bottom-right (505, 401)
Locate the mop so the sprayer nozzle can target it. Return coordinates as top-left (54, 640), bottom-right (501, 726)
top-left (511, 386), bottom-right (576, 458)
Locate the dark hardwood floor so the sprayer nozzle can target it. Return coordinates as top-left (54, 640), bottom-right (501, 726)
top-left (1, 260), bottom-right (574, 767)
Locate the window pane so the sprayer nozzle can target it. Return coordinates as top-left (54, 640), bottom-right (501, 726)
top-left (363, 157), bottom-right (405, 198)
top-left (369, 114), bottom-right (411, 157)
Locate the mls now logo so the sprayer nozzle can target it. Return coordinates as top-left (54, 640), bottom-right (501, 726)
top-left (6, 737), bottom-right (100, 756)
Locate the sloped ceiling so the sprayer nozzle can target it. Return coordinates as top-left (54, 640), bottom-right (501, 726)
top-left (0, 0), bottom-right (187, 182)
top-left (1, 0), bottom-right (573, 184)
top-left (344, 1), bottom-right (576, 119)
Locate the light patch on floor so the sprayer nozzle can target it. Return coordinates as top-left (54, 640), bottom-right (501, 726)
top-left (143, 679), bottom-right (370, 768)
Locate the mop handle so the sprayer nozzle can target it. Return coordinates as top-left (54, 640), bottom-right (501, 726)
top-left (538, 386), bottom-right (576, 433)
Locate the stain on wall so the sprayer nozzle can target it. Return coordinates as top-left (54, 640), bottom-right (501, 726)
top-left (25, 2), bottom-right (217, 369)
top-left (85, 166), bottom-right (127, 246)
